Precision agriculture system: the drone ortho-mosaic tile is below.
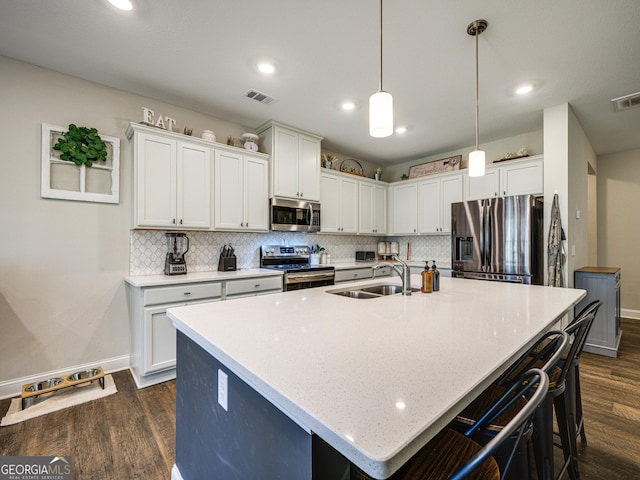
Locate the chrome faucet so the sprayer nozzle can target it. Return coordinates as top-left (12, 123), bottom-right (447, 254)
top-left (373, 255), bottom-right (412, 295)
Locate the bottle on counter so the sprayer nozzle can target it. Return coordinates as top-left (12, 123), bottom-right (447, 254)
top-left (421, 261), bottom-right (433, 293)
top-left (431, 261), bottom-right (440, 292)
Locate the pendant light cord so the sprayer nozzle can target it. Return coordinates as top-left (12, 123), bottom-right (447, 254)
top-left (475, 27), bottom-right (479, 151)
top-left (379, 0), bottom-right (383, 92)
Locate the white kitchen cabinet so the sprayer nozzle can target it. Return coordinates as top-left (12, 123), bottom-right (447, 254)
top-left (391, 183), bottom-right (419, 235)
top-left (320, 172), bottom-right (358, 233)
top-left (126, 272), bottom-right (283, 389)
top-left (127, 123), bottom-right (211, 229)
top-left (214, 149), bottom-right (269, 231)
top-left (126, 281), bottom-right (223, 388)
top-left (225, 276), bottom-right (283, 299)
top-left (418, 173), bottom-right (463, 234)
top-left (334, 266), bottom-right (391, 283)
top-left (500, 157), bottom-right (543, 196)
top-left (359, 181), bottom-right (387, 235)
top-left (257, 121), bottom-right (323, 201)
top-left (465, 155), bottom-right (543, 200)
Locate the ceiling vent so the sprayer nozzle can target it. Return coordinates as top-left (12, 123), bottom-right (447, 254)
top-left (243, 89), bottom-right (277, 105)
top-left (611, 92), bottom-right (640, 112)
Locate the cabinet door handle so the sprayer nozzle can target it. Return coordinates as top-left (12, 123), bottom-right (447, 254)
top-left (254, 284), bottom-right (261, 288)
top-left (245, 222), bottom-right (248, 227)
top-left (300, 192), bottom-right (303, 197)
top-left (180, 219), bottom-right (183, 225)
top-left (184, 292), bottom-right (191, 296)
top-left (172, 218), bottom-right (176, 224)
top-left (240, 222), bottom-right (244, 227)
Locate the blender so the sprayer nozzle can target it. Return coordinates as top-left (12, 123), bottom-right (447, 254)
top-left (164, 233), bottom-right (189, 275)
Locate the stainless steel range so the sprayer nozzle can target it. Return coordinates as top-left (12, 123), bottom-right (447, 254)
top-left (260, 245), bottom-right (335, 291)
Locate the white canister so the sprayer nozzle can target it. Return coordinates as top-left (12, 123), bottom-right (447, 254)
top-left (202, 130), bottom-right (215, 142)
top-left (390, 242), bottom-right (399, 255)
top-left (310, 253), bottom-right (321, 265)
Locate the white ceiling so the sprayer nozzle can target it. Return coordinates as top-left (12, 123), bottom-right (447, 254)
top-left (2, 0), bottom-right (639, 166)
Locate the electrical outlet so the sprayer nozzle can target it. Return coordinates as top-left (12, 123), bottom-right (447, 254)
top-left (576, 210), bottom-right (581, 219)
top-left (571, 245), bottom-right (576, 256)
top-left (218, 369), bottom-right (228, 411)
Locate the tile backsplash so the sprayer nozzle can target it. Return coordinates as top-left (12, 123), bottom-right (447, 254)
top-left (129, 230), bottom-right (451, 275)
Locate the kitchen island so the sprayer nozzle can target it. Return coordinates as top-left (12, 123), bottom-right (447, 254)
top-left (168, 276), bottom-right (585, 480)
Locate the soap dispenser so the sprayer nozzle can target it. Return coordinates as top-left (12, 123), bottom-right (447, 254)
top-left (421, 261), bottom-right (433, 293)
top-left (431, 261), bottom-right (440, 292)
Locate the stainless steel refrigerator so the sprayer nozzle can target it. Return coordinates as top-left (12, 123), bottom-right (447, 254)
top-left (451, 194), bottom-right (543, 284)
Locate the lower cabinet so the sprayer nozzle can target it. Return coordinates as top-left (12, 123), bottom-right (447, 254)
top-left (574, 267), bottom-right (621, 357)
top-left (127, 275), bottom-right (282, 388)
top-left (334, 266), bottom-right (391, 283)
top-left (225, 276), bottom-right (284, 299)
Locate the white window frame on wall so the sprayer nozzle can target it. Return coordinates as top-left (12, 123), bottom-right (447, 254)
top-left (41, 123), bottom-right (120, 204)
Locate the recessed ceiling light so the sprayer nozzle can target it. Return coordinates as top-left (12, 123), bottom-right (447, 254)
top-left (395, 126), bottom-right (407, 134)
top-left (341, 101), bottom-right (356, 111)
top-left (258, 63), bottom-right (276, 75)
top-left (108, 0), bottom-right (133, 10)
top-left (516, 84), bottom-right (534, 95)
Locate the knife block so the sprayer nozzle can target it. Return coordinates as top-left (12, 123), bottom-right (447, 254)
top-left (218, 256), bottom-right (237, 271)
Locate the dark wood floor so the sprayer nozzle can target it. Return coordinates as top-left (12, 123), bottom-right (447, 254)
top-left (2, 320), bottom-right (639, 479)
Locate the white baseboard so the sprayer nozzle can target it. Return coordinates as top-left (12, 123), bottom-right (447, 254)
top-left (0, 354), bottom-right (130, 400)
top-left (622, 308), bottom-right (640, 320)
top-left (171, 464), bottom-right (184, 480)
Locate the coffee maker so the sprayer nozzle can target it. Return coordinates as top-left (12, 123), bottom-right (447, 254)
top-left (164, 233), bottom-right (189, 275)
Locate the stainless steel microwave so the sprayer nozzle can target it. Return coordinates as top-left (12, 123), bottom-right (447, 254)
top-left (270, 198), bottom-right (321, 232)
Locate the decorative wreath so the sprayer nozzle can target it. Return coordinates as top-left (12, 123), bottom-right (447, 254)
top-left (53, 124), bottom-right (108, 167)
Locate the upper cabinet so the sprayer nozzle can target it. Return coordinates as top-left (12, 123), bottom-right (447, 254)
top-left (418, 173), bottom-right (463, 234)
top-left (128, 123), bottom-right (211, 229)
top-left (214, 150), bottom-right (269, 232)
top-left (359, 180), bottom-right (387, 235)
top-left (320, 172), bottom-right (359, 234)
top-left (256, 121), bottom-right (323, 202)
top-left (465, 155), bottom-right (543, 200)
top-left (391, 182), bottom-right (419, 235)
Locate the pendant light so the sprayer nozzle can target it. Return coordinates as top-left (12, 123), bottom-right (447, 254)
top-left (467, 19), bottom-right (488, 177)
top-left (369, 0), bottom-right (393, 138)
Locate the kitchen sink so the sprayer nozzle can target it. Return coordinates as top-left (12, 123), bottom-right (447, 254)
top-left (327, 283), bottom-right (420, 299)
top-left (330, 290), bottom-right (381, 299)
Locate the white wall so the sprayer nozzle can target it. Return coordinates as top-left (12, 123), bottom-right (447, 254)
top-left (597, 148), bottom-right (640, 312)
top-left (543, 104), bottom-right (571, 286)
top-left (0, 56), bottom-right (253, 385)
top-left (543, 103), bottom-right (596, 288)
top-left (385, 130), bottom-right (544, 182)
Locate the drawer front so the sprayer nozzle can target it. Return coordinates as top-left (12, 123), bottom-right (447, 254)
top-left (143, 282), bottom-right (222, 306)
top-left (335, 268), bottom-right (373, 283)
top-left (226, 276), bottom-right (283, 296)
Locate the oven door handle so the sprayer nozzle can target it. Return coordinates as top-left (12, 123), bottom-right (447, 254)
top-left (285, 272), bottom-right (335, 283)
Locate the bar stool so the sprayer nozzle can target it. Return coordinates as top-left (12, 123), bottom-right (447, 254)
top-left (564, 300), bottom-right (602, 445)
top-left (453, 330), bottom-right (569, 480)
top-left (351, 369), bottom-right (549, 480)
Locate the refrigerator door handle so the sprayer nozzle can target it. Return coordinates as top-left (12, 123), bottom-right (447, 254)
top-left (485, 199), bottom-right (492, 272)
top-left (480, 200), bottom-right (488, 272)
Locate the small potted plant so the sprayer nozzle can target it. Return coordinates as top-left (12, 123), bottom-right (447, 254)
top-left (374, 168), bottom-right (382, 181)
top-left (321, 153), bottom-right (336, 169)
top-left (401, 173), bottom-right (409, 181)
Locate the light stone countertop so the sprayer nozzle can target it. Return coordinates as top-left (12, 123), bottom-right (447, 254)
top-left (168, 276), bottom-right (584, 478)
top-left (124, 268), bottom-right (283, 288)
